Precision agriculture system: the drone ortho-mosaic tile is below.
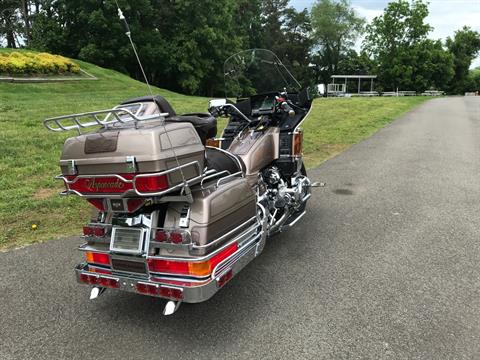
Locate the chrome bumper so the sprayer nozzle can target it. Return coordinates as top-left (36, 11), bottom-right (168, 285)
top-left (74, 234), bottom-right (260, 303)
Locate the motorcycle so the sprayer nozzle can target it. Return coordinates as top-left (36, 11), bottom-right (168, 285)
top-left (44, 49), bottom-right (318, 315)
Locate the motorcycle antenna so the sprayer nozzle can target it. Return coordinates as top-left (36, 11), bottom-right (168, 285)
top-left (114, 1), bottom-right (192, 200)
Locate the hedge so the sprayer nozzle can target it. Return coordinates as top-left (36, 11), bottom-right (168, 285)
top-left (0, 51), bottom-right (81, 75)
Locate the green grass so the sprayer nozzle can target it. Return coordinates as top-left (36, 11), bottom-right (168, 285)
top-left (301, 96), bottom-right (429, 168)
top-left (0, 52), bottom-right (430, 250)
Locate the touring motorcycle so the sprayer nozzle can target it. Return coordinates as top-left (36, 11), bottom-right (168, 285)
top-left (45, 49), bottom-right (318, 315)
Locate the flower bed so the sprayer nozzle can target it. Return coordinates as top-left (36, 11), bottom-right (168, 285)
top-left (0, 51), bottom-right (80, 75)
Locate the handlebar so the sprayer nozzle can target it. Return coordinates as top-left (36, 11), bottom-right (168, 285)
top-left (280, 101), bottom-right (296, 117)
top-left (210, 104), bottom-right (251, 123)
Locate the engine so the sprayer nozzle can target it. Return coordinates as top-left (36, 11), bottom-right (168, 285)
top-left (260, 166), bottom-right (310, 233)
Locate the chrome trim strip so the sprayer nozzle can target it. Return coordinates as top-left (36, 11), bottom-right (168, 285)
top-left (293, 102), bottom-right (313, 133)
top-left (192, 216), bottom-right (257, 249)
top-left (216, 171), bottom-right (243, 186)
top-left (200, 170), bottom-right (231, 188)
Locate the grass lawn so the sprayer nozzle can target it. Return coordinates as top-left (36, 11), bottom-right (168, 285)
top-left (0, 55), bottom-right (431, 250)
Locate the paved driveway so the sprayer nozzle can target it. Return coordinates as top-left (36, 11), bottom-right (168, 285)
top-left (1, 97), bottom-right (479, 359)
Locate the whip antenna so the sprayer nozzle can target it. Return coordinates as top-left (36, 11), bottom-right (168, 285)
top-left (117, 5), bottom-right (153, 97)
top-left (115, 1), bottom-right (191, 199)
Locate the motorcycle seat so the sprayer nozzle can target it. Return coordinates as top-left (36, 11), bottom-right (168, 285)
top-left (121, 95), bottom-right (217, 145)
top-left (205, 147), bottom-right (244, 175)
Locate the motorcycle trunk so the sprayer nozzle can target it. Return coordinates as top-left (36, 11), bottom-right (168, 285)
top-left (60, 120), bottom-right (257, 255)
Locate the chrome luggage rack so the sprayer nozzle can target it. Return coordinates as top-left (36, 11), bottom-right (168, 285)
top-left (43, 103), bottom-right (169, 134)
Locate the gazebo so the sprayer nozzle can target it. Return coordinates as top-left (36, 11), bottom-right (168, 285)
top-left (331, 74), bottom-right (377, 94)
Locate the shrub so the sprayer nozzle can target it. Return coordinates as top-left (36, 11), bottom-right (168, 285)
top-left (0, 51), bottom-right (81, 75)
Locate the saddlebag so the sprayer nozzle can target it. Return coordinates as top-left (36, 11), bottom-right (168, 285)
top-left (162, 177), bottom-right (257, 256)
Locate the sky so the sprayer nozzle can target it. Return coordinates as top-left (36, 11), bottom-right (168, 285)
top-left (290, 0), bottom-right (480, 68)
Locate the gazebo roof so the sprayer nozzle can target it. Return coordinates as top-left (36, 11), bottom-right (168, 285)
top-left (331, 75), bottom-right (377, 79)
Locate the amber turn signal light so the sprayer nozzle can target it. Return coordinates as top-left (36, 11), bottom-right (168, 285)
top-left (206, 138), bottom-right (221, 148)
top-left (292, 131), bottom-right (303, 156)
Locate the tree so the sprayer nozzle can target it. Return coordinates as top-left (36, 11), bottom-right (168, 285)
top-left (446, 27), bottom-right (480, 94)
top-left (310, 0), bottom-right (365, 85)
top-left (337, 49), bottom-right (374, 75)
top-left (363, 0), bottom-right (431, 91)
top-left (0, 1), bottom-right (22, 48)
top-left (280, 8), bottom-right (313, 85)
top-left (363, 0), bottom-right (454, 92)
top-left (466, 67), bottom-right (480, 92)
top-left (165, 0), bottom-right (245, 96)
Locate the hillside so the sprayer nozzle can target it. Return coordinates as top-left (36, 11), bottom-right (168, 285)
top-left (0, 53), bottom-right (430, 249)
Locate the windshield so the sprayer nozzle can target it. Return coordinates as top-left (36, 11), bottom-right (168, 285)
top-left (224, 49), bottom-right (301, 99)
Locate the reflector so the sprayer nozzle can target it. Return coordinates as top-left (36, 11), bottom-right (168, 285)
top-left (217, 269), bottom-right (233, 288)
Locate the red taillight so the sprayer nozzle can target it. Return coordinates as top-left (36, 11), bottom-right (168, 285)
top-left (170, 232), bottom-right (183, 244)
top-left (155, 230), bottom-right (168, 242)
top-left (147, 243), bottom-right (238, 277)
top-left (209, 243), bottom-right (237, 270)
top-left (153, 229), bottom-right (189, 244)
top-left (83, 226), bottom-right (94, 236)
top-left (147, 259), bottom-right (189, 274)
top-left (79, 273), bottom-right (119, 288)
top-left (136, 283), bottom-right (159, 296)
top-left (87, 199), bottom-right (106, 212)
top-left (85, 251), bottom-right (110, 266)
top-left (135, 283), bottom-right (183, 300)
top-left (158, 287), bottom-right (183, 300)
top-left (98, 277), bottom-right (120, 288)
top-left (94, 227), bottom-right (105, 237)
top-left (83, 226), bottom-right (106, 237)
top-left (135, 174), bottom-right (169, 193)
top-left (127, 198), bottom-right (145, 213)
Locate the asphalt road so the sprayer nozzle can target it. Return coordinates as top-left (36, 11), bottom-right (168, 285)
top-left (1, 97), bottom-right (479, 360)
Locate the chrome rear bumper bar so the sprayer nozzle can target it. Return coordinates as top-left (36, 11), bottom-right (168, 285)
top-left (75, 232), bottom-right (262, 303)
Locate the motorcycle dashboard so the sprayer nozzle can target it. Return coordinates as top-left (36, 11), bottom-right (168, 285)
top-left (250, 93), bottom-right (276, 116)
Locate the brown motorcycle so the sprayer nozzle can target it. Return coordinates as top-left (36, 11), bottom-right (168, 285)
top-left (45, 49), bottom-right (318, 315)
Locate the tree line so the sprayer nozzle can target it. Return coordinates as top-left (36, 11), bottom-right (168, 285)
top-left (1, 0), bottom-right (479, 95)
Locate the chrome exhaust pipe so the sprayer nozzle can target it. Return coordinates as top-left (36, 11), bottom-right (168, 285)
top-left (163, 300), bottom-right (182, 316)
top-left (89, 286), bottom-right (106, 300)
